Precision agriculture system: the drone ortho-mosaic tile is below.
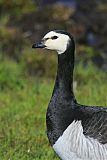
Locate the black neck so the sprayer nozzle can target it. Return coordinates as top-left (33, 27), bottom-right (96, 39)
top-left (53, 43), bottom-right (75, 99)
top-left (47, 41), bottom-right (76, 145)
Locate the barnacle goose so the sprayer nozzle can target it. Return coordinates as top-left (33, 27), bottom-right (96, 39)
top-left (32, 30), bottom-right (107, 160)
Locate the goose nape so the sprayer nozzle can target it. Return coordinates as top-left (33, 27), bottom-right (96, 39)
top-left (32, 30), bottom-right (107, 160)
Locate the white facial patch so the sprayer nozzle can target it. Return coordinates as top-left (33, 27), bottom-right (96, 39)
top-left (43, 31), bottom-right (70, 54)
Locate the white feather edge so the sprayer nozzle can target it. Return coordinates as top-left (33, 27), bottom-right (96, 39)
top-left (53, 120), bottom-right (107, 160)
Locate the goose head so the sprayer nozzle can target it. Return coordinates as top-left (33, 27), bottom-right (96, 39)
top-left (32, 30), bottom-right (74, 54)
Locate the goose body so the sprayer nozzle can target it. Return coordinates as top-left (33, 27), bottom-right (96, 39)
top-left (32, 30), bottom-right (107, 160)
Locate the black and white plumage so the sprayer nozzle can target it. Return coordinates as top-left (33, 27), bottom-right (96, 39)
top-left (32, 30), bottom-right (107, 160)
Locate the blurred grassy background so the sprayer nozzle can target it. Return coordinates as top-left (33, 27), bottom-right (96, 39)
top-left (0, 0), bottom-right (107, 159)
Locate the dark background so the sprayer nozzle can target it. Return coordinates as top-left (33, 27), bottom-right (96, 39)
top-left (0, 0), bottom-right (107, 77)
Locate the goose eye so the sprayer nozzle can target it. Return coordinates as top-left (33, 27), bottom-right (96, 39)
top-left (51, 36), bottom-right (58, 40)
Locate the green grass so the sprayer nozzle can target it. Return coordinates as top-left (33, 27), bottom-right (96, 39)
top-left (0, 61), bottom-right (107, 160)
top-left (0, 79), bottom-right (57, 160)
